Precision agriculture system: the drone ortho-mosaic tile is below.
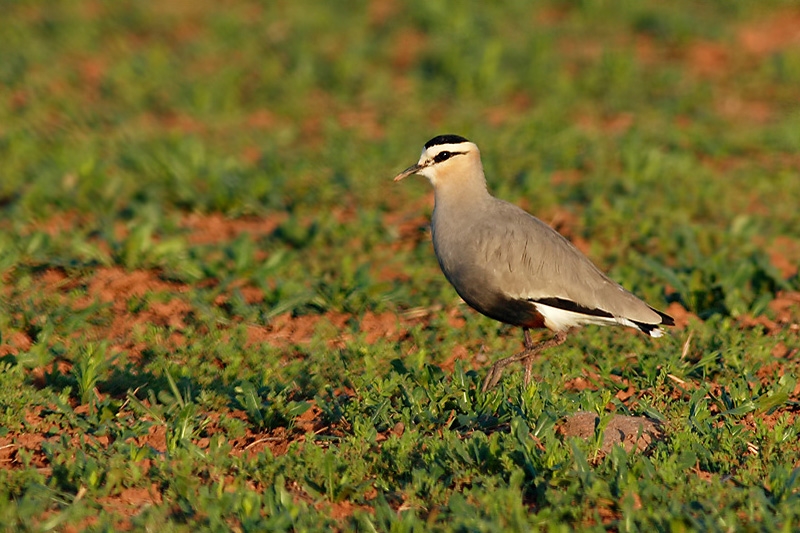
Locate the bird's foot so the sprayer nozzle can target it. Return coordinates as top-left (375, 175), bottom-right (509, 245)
top-left (481, 330), bottom-right (569, 392)
top-left (481, 350), bottom-right (530, 392)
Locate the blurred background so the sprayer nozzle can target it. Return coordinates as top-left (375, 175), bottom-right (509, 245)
top-left (2, 1), bottom-right (800, 529)
top-left (2, 0), bottom-right (799, 317)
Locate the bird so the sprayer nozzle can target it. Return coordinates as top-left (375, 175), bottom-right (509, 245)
top-left (393, 134), bottom-right (674, 391)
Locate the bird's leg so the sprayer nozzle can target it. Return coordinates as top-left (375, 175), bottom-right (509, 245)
top-left (482, 330), bottom-right (569, 392)
top-left (522, 329), bottom-right (535, 386)
top-left (523, 330), bottom-right (567, 386)
top-left (481, 328), bottom-right (537, 391)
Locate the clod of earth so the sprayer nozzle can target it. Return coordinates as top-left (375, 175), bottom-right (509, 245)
top-left (558, 411), bottom-right (662, 454)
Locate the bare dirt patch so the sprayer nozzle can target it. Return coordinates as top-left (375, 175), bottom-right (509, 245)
top-left (383, 195), bottom-right (434, 252)
top-left (574, 112), bottom-right (635, 136)
top-left (685, 41), bottom-right (730, 77)
top-left (337, 105), bottom-right (385, 140)
top-left (77, 267), bottom-right (192, 361)
top-left (737, 10), bottom-right (800, 57)
top-left (767, 236), bottom-right (800, 280)
top-left (485, 92), bottom-right (533, 127)
top-left (181, 212), bottom-right (285, 245)
top-left (682, 9), bottom-right (800, 79)
top-left (664, 301), bottom-right (697, 330)
top-left (738, 291), bottom-right (800, 335)
top-left (97, 484), bottom-right (163, 520)
top-left (559, 411), bottom-right (662, 455)
top-left (0, 331), bottom-right (33, 357)
top-left (253, 309), bottom-right (406, 349)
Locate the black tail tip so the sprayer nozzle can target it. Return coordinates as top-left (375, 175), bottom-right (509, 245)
top-left (633, 308), bottom-right (674, 337)
top-left (656, 309), bottom-right (675, 326)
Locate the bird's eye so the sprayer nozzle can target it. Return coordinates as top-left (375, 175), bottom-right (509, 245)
top-left (434, 151), bottom-right (452, 163)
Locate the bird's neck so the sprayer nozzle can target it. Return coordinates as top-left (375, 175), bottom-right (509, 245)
top-left (433, 174), bottom-right (491, 213)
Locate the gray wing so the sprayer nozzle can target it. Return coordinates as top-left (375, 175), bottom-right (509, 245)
top-left (465, 200), bottom-right (664, 324)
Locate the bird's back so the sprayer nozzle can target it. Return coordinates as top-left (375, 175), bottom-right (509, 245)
top-left (432, 197), bottom-right (664, 328)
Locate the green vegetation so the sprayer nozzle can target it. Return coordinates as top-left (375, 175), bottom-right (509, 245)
top-left (1, 0), bottom-right (799, 530)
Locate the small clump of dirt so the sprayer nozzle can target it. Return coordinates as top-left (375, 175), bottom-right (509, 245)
top-left (558, 411), bottom-right (662, 454)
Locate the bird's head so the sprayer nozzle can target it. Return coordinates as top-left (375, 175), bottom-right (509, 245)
top-left (393, 134), bottom-right (482, 188)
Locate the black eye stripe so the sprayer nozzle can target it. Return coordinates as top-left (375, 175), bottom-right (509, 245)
top-left (433, 151), bottom-right (464, 163)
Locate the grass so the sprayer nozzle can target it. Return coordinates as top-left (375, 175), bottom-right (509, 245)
top-left (1, 0), bottom-right (800, 530)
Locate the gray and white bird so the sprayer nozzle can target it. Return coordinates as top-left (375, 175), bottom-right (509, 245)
top-left (393, 134), bottom-right (674, 391)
